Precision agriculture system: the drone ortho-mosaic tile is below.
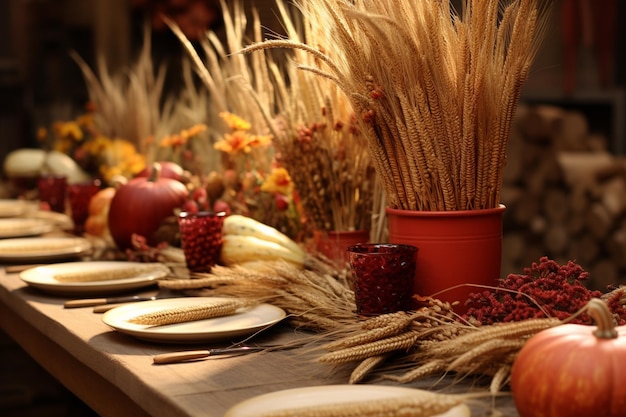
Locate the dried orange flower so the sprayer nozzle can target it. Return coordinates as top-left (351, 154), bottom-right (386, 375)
top-left (180, 123), bottom-right (208, 138)
top-left (53, 121), bottom-right (83, 141)
top-left (247, 134), bottom-right (272, 148)
top-left (219, 112), bottom-right (251, 131)
top-left (214, 124), bottom-right (272, 155)
top-left (37, 127), bottom-right (47, 142)
top-left (261, 167), bottom-right (292, 195)
top-left (159, 123), bottom-right (207, 148)
top-left (76, 113), bottom-right (94, 128)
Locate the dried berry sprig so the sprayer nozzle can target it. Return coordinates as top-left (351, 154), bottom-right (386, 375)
top-left (464, 256), bottom-right (626, 325)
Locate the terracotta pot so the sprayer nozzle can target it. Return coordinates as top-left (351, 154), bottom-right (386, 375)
top-left (313, 229), bottom-right (370, 267)
top-left (386, 205), bottom-right (505, 312)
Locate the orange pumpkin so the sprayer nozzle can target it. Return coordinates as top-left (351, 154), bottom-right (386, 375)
top-left (108, 163), bottom-right (188, 250)
top-left (84, 187), bottom-right (116, 239)
top-left (511, 298), bottom-right (626, 417)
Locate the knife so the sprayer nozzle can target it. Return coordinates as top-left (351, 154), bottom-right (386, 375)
top-left (152, 346), bottom-right (269, 364)
top-left (64, 295), bottom-right (161, 309)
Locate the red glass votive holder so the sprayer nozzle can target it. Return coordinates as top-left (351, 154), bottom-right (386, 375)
top-left (347, 243), bottom-right (418, 316)
top-left (67, 179), bottom-right (102, 235)
top-left (178, 211), bottom-right (226, 273)
top-left (38, 175), bottom-right (67, 213)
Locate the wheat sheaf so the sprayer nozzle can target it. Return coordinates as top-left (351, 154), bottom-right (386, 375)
top-left (242, 0), bottom-right (549, 211)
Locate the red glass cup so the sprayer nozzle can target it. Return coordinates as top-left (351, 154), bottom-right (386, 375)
top-left (178, 211), bottom-right (226, 273)
top-left (347, 243), bottom-right (418, 316)
top-left (67, 179), bottom-right (102, 235)
top-left (38, 175), bottom-right (67, 213)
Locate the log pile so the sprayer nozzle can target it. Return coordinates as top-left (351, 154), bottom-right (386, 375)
top-left (502, 104), bottom-right (626, 290)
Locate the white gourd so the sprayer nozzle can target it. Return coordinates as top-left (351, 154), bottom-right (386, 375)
top-left (3, 148), bottom-right (90, 184)
top-left (220, 215), bottom-right (305, 268)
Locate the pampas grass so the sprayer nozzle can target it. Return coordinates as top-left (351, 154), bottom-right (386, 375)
top-left (71, 26), bottom-right (217, 174)
top-left (71, 26), bottom-right (166, 156)
top-left (242, 0), bottom-right (549, 211)
top-left (165, 0), bottom-right (276, 170)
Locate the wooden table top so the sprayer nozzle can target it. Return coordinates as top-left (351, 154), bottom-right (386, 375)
top-left (0, 265), bottom-right (519, 417)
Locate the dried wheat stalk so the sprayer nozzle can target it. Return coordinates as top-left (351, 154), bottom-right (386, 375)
top-left (257, 390), bottom-right (471, 417)
top-left (242, 0), bottom-right (549, 211)
top-left (381, 318), bottom-right (558, 392)
top-left (313, 297), bottom-right (560, 390)
top-left (127, 298), bottom-right (249, 325)
top-left (53, 264), bottom-right (168, 283)
top-left (349, 354), bottom-right (390, 384)
top-left (0, 239), bottom-right (86, 253)
top-left (159, 261), bottom-right (357, 331)
top-left (156, 260), bottom-right (559, 391)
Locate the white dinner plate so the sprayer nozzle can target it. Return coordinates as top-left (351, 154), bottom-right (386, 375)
top-left (19, 261), bottom-right (168, 295)
top-left (0, 236), bottom-right (92, 262)
top-left (225, 385), bottom-right (471, 417)
top-left (26, 209), bottom-right (74, 230)
top-left (0, 199), bottom-right (32, 218)
top-left (101, 297), bottom-right (287, 343)
top-left (0, 217), bottom-right (55, 238)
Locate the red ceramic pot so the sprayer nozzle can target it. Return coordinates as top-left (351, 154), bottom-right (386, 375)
top-left (386, 205), bottom-right (505, 313)
top-left (313, 229), bottom-right (370, 268)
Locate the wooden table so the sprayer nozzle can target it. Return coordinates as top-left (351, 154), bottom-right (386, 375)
top-left (0, 266), bottom-right (519, 417)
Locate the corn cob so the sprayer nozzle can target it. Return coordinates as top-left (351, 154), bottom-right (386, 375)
top-left (127, 298), bottom-right (250, 325)
top-left (258, 392), bottom-right (468, 417)
top-left (53, 264), bottom-right (168, 282)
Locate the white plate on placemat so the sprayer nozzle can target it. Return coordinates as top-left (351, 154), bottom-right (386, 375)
top-left (101, 297), bottom-right (286, 343)
top-left (0, 217), bottom-right (55, 238)
top-left (224, 385), bottom-right (471, 417)
top-left (0, 237), bottom-right (92, 262)
top-left (0, 199), bottom-right (31, 218)
top-left (19, 261), bottom-right (168, 295)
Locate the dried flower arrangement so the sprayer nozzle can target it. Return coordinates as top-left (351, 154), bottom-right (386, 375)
top-left (36, 104), bottom-right (147, 183)
top-left (169, 0), bottom-right (378, 239)
top-left (166, 3), bottom-right (303, 234)
top-left (262, 2), bottom-right (377, 233)
top-left (242, 0), bottom-right (549, 211)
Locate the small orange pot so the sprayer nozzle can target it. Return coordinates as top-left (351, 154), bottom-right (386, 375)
top-left (313, 229), bottom-right (370, 268)
top-left (386, 205), bottom-right (505, 312)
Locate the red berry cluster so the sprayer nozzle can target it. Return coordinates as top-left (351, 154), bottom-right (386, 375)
top-left (125, 234), bottom-right (171, 263)
top-left (464, 256), bottom-right (626, 325)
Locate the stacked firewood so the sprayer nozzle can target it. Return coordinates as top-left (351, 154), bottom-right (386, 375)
top-left (501, 104), bottom-right (626, 290)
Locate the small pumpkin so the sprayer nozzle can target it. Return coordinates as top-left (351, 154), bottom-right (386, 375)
top-left (135, 161), bottom-right (184, 181)
top-left (510, 298), bottom-right (626, 417)
top-left (84, 187), bottom-right (116, 239)
top-left (108, 163), bottom-right (188, 250)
